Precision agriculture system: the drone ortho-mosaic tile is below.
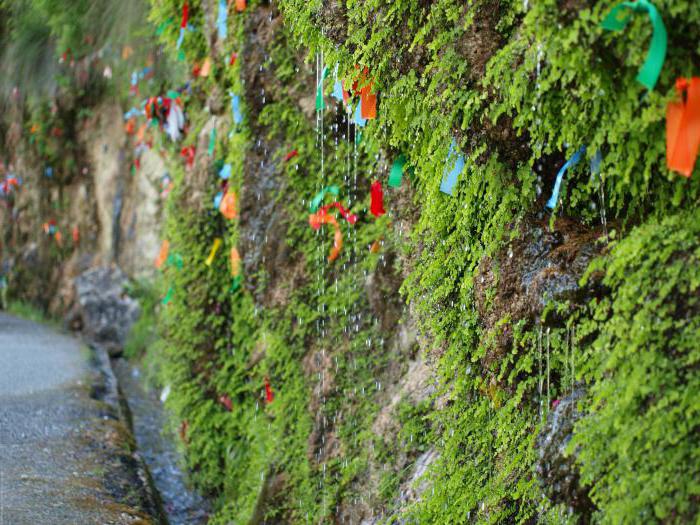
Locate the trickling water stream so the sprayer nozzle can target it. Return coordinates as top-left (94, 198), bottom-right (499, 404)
top-left (112, 359), bottom-right (210, 525)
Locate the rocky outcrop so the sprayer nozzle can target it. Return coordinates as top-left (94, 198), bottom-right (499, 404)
top-left (67, 266), bottom-right (140, 356)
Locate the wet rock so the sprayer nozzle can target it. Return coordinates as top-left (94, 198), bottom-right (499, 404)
top-left (536, 387), bottom-right (594, 516)
top-left (67, 266), bottom-right (140, 356)
top-left (475, 215), bottom-right (603, 364)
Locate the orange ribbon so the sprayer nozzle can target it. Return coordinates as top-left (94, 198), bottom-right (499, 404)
top-left (235, 0), bottom-right (246, 12)
top-left (219, 190), bottom-right (238, 219)
top-left (309, 211), bottom-right (343, 262)
top-left (667, 77), bottom-right (700, 178)
top-left (155, 240), bottom-right (170, 269)
top-left (230, 247), bottom-right (241, 276)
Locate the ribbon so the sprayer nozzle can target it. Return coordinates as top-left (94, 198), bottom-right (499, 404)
top-left (72, 226), bottom-right (80, 244)
top-left (235, 0), bottom-right (246, 12)
top-left (370, 181), bottom-right (386, 217)
top-left (208, 128), bottom-right (216, 156)
top-left (265, 378), bottom-right (274, 404)
top-left (219, 394), bottom-right (233, 412)
top-left (200, 57), bottom-right (212, 77)
top-left (601, 0), bottom-right (667, 91)
top-left (219, 163), bottom-right (232, 180)
top-left (389, 154), bottom-right (406, 188)
top-left (440, 139), bottom-right (465, 196)
top-left (205, 238), bottom-right (223, 266)
top-left (231, 93), bottom-right (243, 125)
top-left (230, 247), bottom-right (241, 276)
top-left (319, 202), bottom-right (358, 224)
top-left (217, 0), bottom-right (228, 40)
top-left (219, 191), bottom-right (238, 219)
top-left (166, 253), bottom-right (184, 270)
top-left (316, 66), bottom-right (330, 111)
top-left (155, 240), bottom-right (170, 269)
top-left (354, 103), bottom-right (367, 128)
top-left (162, 286), bottom-right (174, 305)
top-left (230, 276), bottom-right (242, 293)
top-left (546, 146), bottom-right (586, 209)
top-left (309, 185), bottom-right (340, 212)
top-left (360, 82), bottom-right (377, 120)
top-left (214, 191), bottom-right (223, 209)
top-left (177, 2), bottom-right (189, 49)
top-left (180, 145), bottom-right (196, 168)
top-left (667, 77), bottom-right (700, 178)
top-left (309, 211), bottom-right (343, 262)
top-left (229, 52), bottom-right (238, 66)
top-left (284, 150), bottom-right (298, 162)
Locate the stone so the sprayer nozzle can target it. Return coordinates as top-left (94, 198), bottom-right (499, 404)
top-left (67, 266), bottom-right (140, 356)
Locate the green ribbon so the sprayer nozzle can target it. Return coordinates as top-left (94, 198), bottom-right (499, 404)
top-left (309, 185), bottom-right (340, 212)
top-left (601, 0), bottom-right (667, 91)
top-left (315, 66), bottom-right (330, 111)
top-left (162, 286), bottom-right (174, 305)
top-left (389, 154), bottom-right (406, 188)
top-left (166, 253), bottom-right (184, 270)
top-left (156, 18), bottom-right (173, 36)
top-left (230, 276), bottom-right (242, 293)
top-left (208, 128), bottom-right (216, 157)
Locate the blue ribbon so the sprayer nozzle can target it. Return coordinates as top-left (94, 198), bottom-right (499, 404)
top-left (217, 0), bottom-right (228, 40)
top-left (354, 103), bottom-right (367, 127)
top-left (176, 27), bottom-right (186, 49)
top-left (440, 139), bottom-right (465, 196)
top-left (545, 146), bottom-right (586, 209)
top-left (45, 167), bottom-right (53, 178)
top-left (214, 191), bottom-right (223, 210)
top-left (230, 93), bottom-right (243, 124)
top-left (219, 163), bottom-right (232, 180)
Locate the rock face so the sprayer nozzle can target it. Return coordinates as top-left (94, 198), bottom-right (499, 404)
top-left (536, 387), bottom-right (594, 516)
top-left (68, 266), bottom-right (140, 356)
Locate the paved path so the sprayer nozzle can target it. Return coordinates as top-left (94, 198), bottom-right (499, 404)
top-left (0, 313), bottom-right (162, 525)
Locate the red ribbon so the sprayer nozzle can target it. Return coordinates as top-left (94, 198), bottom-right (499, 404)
top-left (180, 1), bottom-right (189, 28)
top-left (265, 378), bottom-right (274, 404)
top-left (370, 180), bottom-right (386, 217)
top-left (180, 146), bottom-right (196, 169)
top-left (319, 202), bottom-right (358, 224)
top-left (219, 394), bottom-right (233, 412)
top-left (284, 149), bottom-right (298, 162)
top-left (667, 77), bottom-right (700, 178)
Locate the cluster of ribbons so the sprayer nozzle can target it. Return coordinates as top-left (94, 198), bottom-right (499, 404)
top-left (317, 64), bottom-right (378, 128)
top-left (0, 175), bottom-right (20, 196)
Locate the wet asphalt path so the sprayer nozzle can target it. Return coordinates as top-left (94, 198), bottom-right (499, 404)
top-left (0, 312), bottom-right (158, 525)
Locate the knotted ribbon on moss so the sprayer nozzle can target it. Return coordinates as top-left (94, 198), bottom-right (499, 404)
top-left (601, 0), bottom-right (667, 91)
top-left (309, 185), bottom-right (340, 212)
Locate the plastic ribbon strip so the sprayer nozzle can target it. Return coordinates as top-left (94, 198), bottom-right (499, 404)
top-left (208, 127), bottom-right (216, 156)
top-left (166, 253), bottom-right (184, 270)
top-left (354, 103), bottom-right (367, 128)
top-left (284, 150), bottom-right (298, 162)
top-left (155, 240), bottom-right (170, 269)
top-left (205, 238), bottom-right (223, 266)
top-left (546, 146), bottom-right (586, 210)
top-left (72, 226), bottom-right (80, 244)
top-left (389, 154), bottom-right (406, 188)
top-left (219, 191), bottom-right (238, 220)
top-left (309, 185), bottom-right (340, 212)
top-left (177, 2), bottom-right (189, 49)
top-left (235, 0), bottom-right (246, 12)
top-left (360, 82), bottom-right (377, 120)
top-left (162, 286), bottom-right (174, 305)
top-left (230, 247), bottom-right (241, 277)
top-left (667, 77), bottom-right (700, 178)
top-left (601, 0), bottom-right (667, 91)
top-left (370, 181), bottom-right (386, 217)
top-left (265, 378), bottom-right (274, 404)
top-left (440, 139), bottom-right (465, 196)
top-left (309, 211), bottom-right (343, 262)
top-left (316, 66), bottom-right (330, 111)
top-left (180, 146), bottom-right (195, 168)
top-left (217, 0), bottom-right (228, 40)
top-left (230, 92), bottom-right (243, 125)
top-left (219, 163), bottom-right (232, 180)
top-left (318, 202), bottom-right (358, 224)
top-left (200, 57), bottom-right (212, 77)
top-left (219, 394), bottom-right (233, 412)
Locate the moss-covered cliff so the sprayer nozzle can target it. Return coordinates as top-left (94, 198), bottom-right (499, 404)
top-left (2, 0), bottom-right (699, 523)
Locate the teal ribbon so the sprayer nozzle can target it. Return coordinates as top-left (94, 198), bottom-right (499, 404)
top-left (208, 128), bottom-right (216, 157)
top-left (601, 0), bottom-right (667, 90)
top-left (230, 276), bottom-right (242, 293)
top-left (162, 286), bottom-right (174, 305)
top-left (546, 146), bottom-right (586, 210)
top-left (166, 253), bottom-right (184, 270)
top-left (389, 154), bottom-right (406, 188)
top-left (309, 186), bottom-right (340, 212)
